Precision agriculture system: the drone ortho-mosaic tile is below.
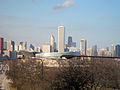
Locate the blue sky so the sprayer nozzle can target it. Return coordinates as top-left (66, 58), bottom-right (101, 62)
top-left (0, 0), bottom-right (120, 49)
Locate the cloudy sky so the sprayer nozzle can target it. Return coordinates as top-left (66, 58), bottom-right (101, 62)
top-left (0, 0), bottom-right (120, 49)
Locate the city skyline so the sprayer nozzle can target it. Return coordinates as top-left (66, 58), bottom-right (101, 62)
top-left (1, 35), bottom-right (120, 58)
top-left (1, 27), bottom-right (119, 50)
top-left (0, 0), bottom-right (120, 48)
top-left (1, 1), bottom-right (120, 89)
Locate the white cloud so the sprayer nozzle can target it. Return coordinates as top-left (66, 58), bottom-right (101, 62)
top-left (52, 0), bottom-right (75, 12)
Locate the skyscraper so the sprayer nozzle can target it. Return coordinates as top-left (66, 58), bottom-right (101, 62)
top-left (3, 42), bottom-right (7, 50)
top-left (115, 45), bottom-right (120, 57)
top-left (23, 41), bottom-right (27, 50)
top-left (19, 44), bottom-right (22, 51)
top-left (15, 45), bottom-right (19, 52)
top-left (80, 39), bottom-right (87, 55)
top-left (92, 45), bottom-right (97, 56)
top-left (20, 41), bottom-right (27, 51)
top-left (58, 26), bottom-right (65, 52)
top-left (67, 36), bottom-right (76, 47)
top-left (68, 36), bottom-right (72, 47)
top-left (50, 35), bottom-right (55, 52)
top-left (87, 48), bottom-right (92, 56)
top-left (5, 40), bottom-right (17, 59)
top-left (0, 37), bottom-right (4, 54)
top-left (7, 40), bottom-right (15, 51)
top-left (30, 44), bottom-right (34, 51)
top-left (111, 44), bottom-right (114, 57)
top-left (106, 47), bottom-right (109, 51)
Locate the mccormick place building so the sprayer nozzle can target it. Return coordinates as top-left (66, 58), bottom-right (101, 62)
top-left (36, 26), bottom-right (80, 60)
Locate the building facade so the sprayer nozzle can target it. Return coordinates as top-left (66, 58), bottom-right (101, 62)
top-left (7, 40), bottom-right (15, 51)
top-left (15, 45), bottom-right (19, 52)
top-left (50, 35), bottom-right (56, 52)
top-left (98, 49), bottom-right (106, 56)
top-left (58, 26), bottom-right (65, 52)
top-left (42, 44), bottom-right (51, 53)
top-left (67, 36), bottom-right (76, 47)
top-left (92, 45), bottom-right (97, 56)
top-left (20, 41), bottom-right (27, 51)
top-left (72, 42), bottom-right (76, 47)
top-left (30, 44), bottom-right (34, 51)
top-left (111, 44), bottom-right (114, 57)
top-left (68, 36), bottom-right (72, 47)
top-left (80, 39), bottom-right (87, 55)
top-left (87, 48), bottom-right (92, 56)
top-left (3, 42), bottom-right (7, 50)
top-left (0, 37), bottom-right (4, 54)
top-left (34, 46), bottom-right (41, 52)
top-left (115, 45), bottom-right (120, 57)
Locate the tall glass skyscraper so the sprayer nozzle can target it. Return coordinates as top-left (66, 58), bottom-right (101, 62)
top-left (92, 45), bottom-right (97, 56)
top-left (58, 26), bottom-right (65, 52)
top-left (115, 45), bottom-right (120, 57)
top-left (80, 39), bottom-right (87, 55)
top-left (68, 36), bottom-right (72, 47)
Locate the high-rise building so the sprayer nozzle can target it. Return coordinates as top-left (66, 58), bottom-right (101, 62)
top-left (72, 42), bottom-right (76, 47)
top-left (111, 44), bottom-right (114, 57)
top-left (15, 45), bottom-right (19, 52)
top-left (115, 45), bottom-right (120, 57)
top-left (30, 44), bottom-right (34, 51)
top-left (98, 49), bottom-right (106, 56)
top-left (19, 44), bottom-right (22, 51)
top-left (50, 35), bottom-right (56, 52)
top-left (3, 42), bottom-right (7, 50)
top-left (0, 37), bottom-right (4, 54)
top-left (106, 47), bottom-right (109, 51)
top-left (42, 44), bottom-right (51, 53)
top-left (4, 40), bottom-right (17, 59)
top-left (92, 45), bottom-right (97, 56)
top-left (7, 40), bottom-right (15, 51)
top-left (98, 48), bottom-right (111, 57)
top-left (87, 48), bottom-right (92, 56)
top-left (80, 39), bottom-right (87, 55)
top-left (58, 26), bottom-right (65, 52)
top-left (67, 36), bottom-right (76, 47)
top-left (68, 36), bottom-right (72, 47)
top-left (23, 41), bottom-right (27, 50)
top-left (54, 42), bottom-right (57, 51)
top-left (20, 41), bottom-right (27, 51)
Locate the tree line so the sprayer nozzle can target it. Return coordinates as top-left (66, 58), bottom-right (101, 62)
top-left (5, 58), bottom-right (120, 90)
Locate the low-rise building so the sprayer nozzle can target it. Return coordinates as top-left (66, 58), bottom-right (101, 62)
top-left (42, 44), bottom-right (51, 53)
